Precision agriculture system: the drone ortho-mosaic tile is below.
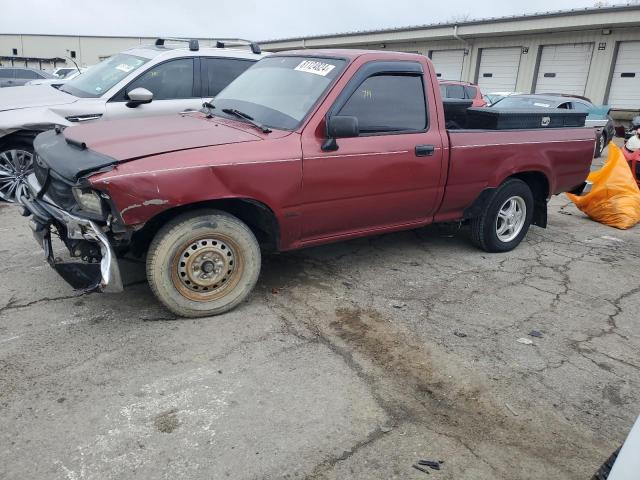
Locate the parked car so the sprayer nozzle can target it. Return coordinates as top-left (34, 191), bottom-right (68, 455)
top-left (19, 49), bottom-right (595, 317)
top-left (0, 38), bottom-right (266, 202)
top-left (439, 80), bottom-right (487, 107)
top-left (26, 68), bottom-right (89, 87)
top-left (617, 115), bottom-right (640, 140)
top-left (483, 91), bottom-right (521, 106)
top-left (0, 67), bottom-right (53, 88)
top-left (491, 94), bottom-right (615, 157)
top-left (52, 67), bottom-right (82, 79)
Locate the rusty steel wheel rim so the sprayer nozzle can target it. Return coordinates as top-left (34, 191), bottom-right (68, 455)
top-left (171, 234), bottom-right (244, 302)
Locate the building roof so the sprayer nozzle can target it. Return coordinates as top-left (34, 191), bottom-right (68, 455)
top-left (261, 3), bottom-right (640, 43)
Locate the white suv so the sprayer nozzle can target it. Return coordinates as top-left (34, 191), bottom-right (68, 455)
top-left (0, 38), bottom-right (267, 202)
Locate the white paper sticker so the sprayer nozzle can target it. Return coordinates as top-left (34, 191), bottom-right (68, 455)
top-left (115, 63), bottom-right (134, 73)
top-left (294, 60), bottom-right (336, 76)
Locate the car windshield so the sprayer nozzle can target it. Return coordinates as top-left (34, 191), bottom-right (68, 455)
top-left (60, 53), bottom-right (150, 98)
top-left (212, 56), bottom-right (347, 130)
top-left (492, 97), bottom-right (558, 109)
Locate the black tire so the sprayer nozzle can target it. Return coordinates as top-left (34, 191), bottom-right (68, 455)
top-left (146, 209), bottom-right (261, 317)
top-left (594, 132), bottom-right (606, 159)
top-left (591, 447), bottom-right (621, 480)
top-left (0, 138), bottom-right (35, 203)
top-left (470, 179), bottom-right (534, 253)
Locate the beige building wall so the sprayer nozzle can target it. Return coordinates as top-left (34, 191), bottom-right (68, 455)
top-left (0, 6), bottom-right (638, 109)
top-left (326, 26), bottom-right (640, 105)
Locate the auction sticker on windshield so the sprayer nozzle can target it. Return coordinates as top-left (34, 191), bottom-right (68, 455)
top-left (295, 60), bottom-right (336, 76)
top-left (116, 63), bottom-right (135, 73)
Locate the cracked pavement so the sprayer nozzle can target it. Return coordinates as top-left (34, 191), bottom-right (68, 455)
top-left (1, 169), bottom-right (639, 479)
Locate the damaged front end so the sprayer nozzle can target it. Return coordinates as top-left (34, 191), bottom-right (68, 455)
top-left (19, 172), bottom-right (123, 294)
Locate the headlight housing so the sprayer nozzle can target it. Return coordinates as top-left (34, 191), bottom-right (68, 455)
top-left (72, 187), bottom-right (103, 215)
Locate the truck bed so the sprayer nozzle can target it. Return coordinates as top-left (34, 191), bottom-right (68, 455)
top-left (434, 128), bottom-right (596, 223)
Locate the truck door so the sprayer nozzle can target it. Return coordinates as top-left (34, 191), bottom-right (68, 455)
top-left (300, 61), bottom-right (444, 240)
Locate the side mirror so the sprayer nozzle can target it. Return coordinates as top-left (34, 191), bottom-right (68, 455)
top-left (126, 87), bottom-right (153, 108)
top-left (328, 115), bottom-right (359, 138)
top-left (322, 115), bottom-right (359, 151)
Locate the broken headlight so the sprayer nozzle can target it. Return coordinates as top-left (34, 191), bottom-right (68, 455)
top-left (72, 187), bottom-right (103, 215)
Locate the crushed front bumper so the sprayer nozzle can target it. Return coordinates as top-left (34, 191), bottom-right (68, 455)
top-left (19, 173), bottom-right (123, 293)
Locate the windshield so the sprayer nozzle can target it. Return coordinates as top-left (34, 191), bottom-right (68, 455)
top-left (492, 97), bottom-right (557, 109)
top-left (61, 53), bottom-right (150, 98)
top-left (212, 56), bottom-right (347, 130)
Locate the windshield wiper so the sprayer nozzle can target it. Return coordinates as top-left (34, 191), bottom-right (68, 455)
top-left (222, 108), bottom-right (272, 134)
top-left (201, 101), bottom-right (216, 118)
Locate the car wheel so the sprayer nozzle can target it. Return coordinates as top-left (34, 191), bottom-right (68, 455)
top-left (146, 210), bottom-right (261, 318)
top-left (594, 132), bottom-right (606, 159)
top-left (470, 179), bottom-right (534, 253)
top-left (0, 140), bottom-right (34, 203)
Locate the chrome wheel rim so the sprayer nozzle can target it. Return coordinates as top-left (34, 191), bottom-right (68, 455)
top-left (0, 149), bottom-right (33, 202)
top-left (496, 196), bottom-right (526, 243)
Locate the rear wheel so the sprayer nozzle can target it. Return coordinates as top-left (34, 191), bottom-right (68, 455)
top-left (470, 179), bottom-right (534, 253)
top-left (0, 139), bottom-right (34, 202)
top-left (146, 210), bottom-right (261, 317)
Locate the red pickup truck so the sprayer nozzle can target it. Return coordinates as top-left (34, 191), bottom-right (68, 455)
top-left (20, 50), bottom-right (595, 317)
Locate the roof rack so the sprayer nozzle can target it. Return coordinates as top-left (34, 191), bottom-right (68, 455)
top-left (153, 37), bottom-right (262, 55)
top-left (212, 38), bottom-right (261, 55)
top-left (155, 38), bottom-right (200, 51)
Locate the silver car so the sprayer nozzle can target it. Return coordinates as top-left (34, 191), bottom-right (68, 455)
top-left (0, 67), bottom-right (53, 88)
top-left (0, 38), bottom-right (266, 202)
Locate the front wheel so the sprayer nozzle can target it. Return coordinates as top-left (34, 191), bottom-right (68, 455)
top-left (0, 140), bottom-right (34, 202)
top-left (470, 179), bottom-right (534, 253)
top-left (146, 210), bottom-right (261, 317)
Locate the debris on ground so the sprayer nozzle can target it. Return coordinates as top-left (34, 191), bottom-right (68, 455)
top-left (517, 338), bottom-right (534, 345)
top-left (412, 464), bottom-right (430, 474)
top-left (418, 459), bottom-right (443, 470)
top-left (566, 145), bottom-right (640, 230)
top-left (529, 330), bottom-right (544, 338)
top-left (391, 301), bottom-right (407, 309)
top-left (505, 403), bottom-right (519, 416)
top-left (453, 331), bottom-right (468, 338)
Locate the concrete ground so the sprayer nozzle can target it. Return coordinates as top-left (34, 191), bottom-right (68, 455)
top-left (1, 150), bottom-right (639, 479)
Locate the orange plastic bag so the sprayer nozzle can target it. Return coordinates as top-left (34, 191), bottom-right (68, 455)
top-left (566, 144), bottom-right (640, 230)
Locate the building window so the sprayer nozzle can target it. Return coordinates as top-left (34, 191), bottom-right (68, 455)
top-left (70, 50), bottom-right (76, 58)
top-left (12, 48), bottom-right (17, 55)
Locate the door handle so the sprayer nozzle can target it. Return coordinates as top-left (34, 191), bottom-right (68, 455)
top-left (415, 145), bottom-right (435, 157)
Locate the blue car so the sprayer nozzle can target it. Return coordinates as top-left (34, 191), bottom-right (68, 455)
top-left (491, 94), bottom-right (615, 158)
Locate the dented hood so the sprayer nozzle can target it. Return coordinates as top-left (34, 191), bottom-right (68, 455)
top-left (34, 113), bottom-right (276, 181)
top-left (0, 84), bottom-right (77, 112)
top-left (64, 113), bottom-right (267, 161)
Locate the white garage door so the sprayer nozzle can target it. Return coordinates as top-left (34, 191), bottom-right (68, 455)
top-left (535, 43), bottom-right (594, 96)
top-left (608, 41), bottom-right (640, 109)
top-left (431, 50), bottom-right (464, 81)
top-left (477, 47), bottom-right (522, 93)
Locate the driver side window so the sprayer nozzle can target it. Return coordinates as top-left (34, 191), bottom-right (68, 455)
top-left (123, 58), bottom-right (195, 101)
top-left (338, 74), bottom-right (427, 134)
